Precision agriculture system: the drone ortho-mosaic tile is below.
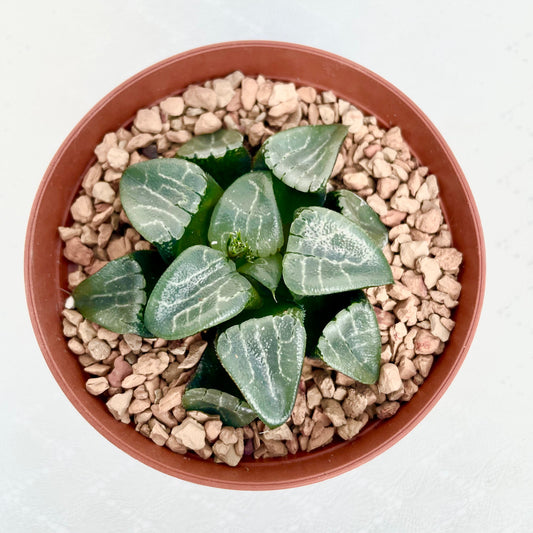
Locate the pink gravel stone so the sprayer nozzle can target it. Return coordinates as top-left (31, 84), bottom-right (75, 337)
top-left (108, 356), bottom-right (133, 387)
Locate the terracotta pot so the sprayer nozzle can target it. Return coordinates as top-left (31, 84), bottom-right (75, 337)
top-left (24, 41), bottom-right (485, 490)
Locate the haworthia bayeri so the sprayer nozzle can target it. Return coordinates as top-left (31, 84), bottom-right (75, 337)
top-left (144, 245), bottom-right (258, 339)
top-left (327, 189), bottom-right (389, 249)
top-left (216, 308), bottom-right (306, 428)
top-left (72, 251), bottom-right (165, 336)
top-left (283, 206), bottom-right (393, 295)
top-left (182, 388), bottom-right (257, 427)
top-left (208, 171), bottom-right (284, 258)
top-left (237, 254), bottom-right (283, 295)
top-left (176, 129), bottom-right (251, 189)
top-left (120, 159), bottom-right (222, 262)
top-left (317, 291), bottom-right (381, 384)
top-left (255, 124), bottom-right (348, 193)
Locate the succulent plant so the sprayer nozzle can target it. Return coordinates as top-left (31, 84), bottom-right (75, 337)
top-left (72, 124), bottom-right (393, 428)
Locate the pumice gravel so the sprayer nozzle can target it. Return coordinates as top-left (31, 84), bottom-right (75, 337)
top-left (59, 71), bottom-right (462, 466)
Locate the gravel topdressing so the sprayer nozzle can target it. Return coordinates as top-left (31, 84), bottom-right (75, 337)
top-left (59, 71), bottom-right (463, 466)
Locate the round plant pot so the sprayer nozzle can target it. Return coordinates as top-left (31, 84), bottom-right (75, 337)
top-left (25, 41), bottom-right (485, 490)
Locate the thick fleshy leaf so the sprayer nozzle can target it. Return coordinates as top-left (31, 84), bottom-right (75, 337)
top-left (144, 245), bottom-right (257, 339)
top-left (176, 129), bottom-right (251, 189)
top-left (208, 171), bottom-right (284, 258)
top-left (182, 388), bottom-right (257, 427)
top-left (255, 125), bottom-right (348, 193)
top-left (271, 177), bottom-right (325, 227)
top-left (317, 291), bottom-right (381, 384)
top-left (72, 251), bottom-right (165, 336)
top-left (216, 308), bottom-right (306, 427)
top-left (187, 342), bottom-right (241, 397)
top-left (283, 206), bottom-right (393, 295)
top-left (327, 189), bottom-right (388, 248)
top-left (238, 254), bottom-right (282, 295)
top-left (293, 293), bottom-right (351, 355)
top-left (120, 159), bottom-right (222, 262)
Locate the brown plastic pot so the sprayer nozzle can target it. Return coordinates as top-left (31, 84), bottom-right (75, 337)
top-left (25, 41), bottom-right (485, 490)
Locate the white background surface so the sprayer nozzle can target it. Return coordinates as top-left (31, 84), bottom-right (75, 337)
top-left (2, 1), bottom-right (532, 532)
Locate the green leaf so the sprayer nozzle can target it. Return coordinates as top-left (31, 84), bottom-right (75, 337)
top-left (327, 189), bottom-right (388, 249)
top-left (176, 129), bottom-right (251, 189)
top-left (208, 171), bottom-right (284, 258)
top-left (238, 254), bottom-right (282, 295)
top-left (271, 177), bottom-right (325, 227)
top-left (255, 125), bottom-right (348, 193)
top-left (182, 388), bottom-right (257, 427)
top-left (216, 296), bottom-right (304, 334)
top-left (72, 251), bottom-right (166, 336)
top-left (293, 293), bottom-right (351, 355)
top-left (187, 342), bottom-right (242, 397)
top-left (216, 309), bottom-right (306, 428)
top-left (183, 333), bottom-right (257, 427)
top-left (120, 159), bottom-right (222, 262)
top-left (225, 232), bottom-right (253, 262)
top-left (317, 291), bottom-right (381, 384)
top-left (283, 206), bottom-right (393, 295)
top-left (144, 245), bottom-right (257, 339)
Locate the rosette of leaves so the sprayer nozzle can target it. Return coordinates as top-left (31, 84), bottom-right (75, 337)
top-left (71, 124), bottom-right (393, 430)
